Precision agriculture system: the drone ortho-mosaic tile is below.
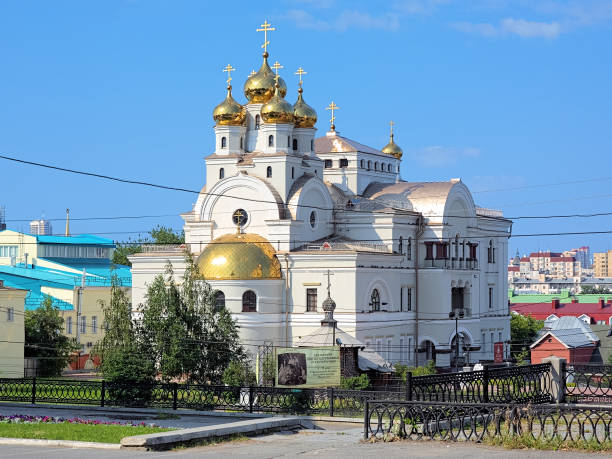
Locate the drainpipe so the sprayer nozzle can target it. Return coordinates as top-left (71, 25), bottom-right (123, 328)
top-left (284, 254), bottom-right (290, 346)
top-left (414, 215), bottom-right (425, 367)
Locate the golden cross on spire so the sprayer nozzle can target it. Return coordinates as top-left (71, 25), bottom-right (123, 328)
top-left (223, 64), bottom-right (236, 86)
top-left (272, 61), bottom-right (283, 84)
top-left (295, 67), bottom-right (307, 86)
top-left (326, 101), bottom-right (340, 130)
top-left (249, 69), bottom-right (256, 77)
top-left (389, 120), bottom-right (395, 138)
top-left (256, 20), bottom-right (275, 54)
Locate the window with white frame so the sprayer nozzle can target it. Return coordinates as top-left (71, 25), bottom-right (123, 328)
top-left (67, 316), bottom-right (73, 334)
top-left (92, 316), bottom-right (98, 334)
top-left (0, 246), bottom-right (18, 257)
top-left (80, 316), bottom-right (87, 334)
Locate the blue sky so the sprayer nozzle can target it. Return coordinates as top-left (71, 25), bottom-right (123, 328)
top-left (1, 0), bottom-right (611, 258)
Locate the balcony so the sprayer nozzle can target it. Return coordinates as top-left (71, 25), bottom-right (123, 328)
top-left (421, 258), bottom-right (478, 270)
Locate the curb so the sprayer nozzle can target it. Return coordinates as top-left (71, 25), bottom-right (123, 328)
top-left (0, 437), bottom-right (120, 449)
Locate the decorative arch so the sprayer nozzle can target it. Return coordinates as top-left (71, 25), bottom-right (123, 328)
top-left (447, 327), bottom-right (475, 347)
top-left (364, 277), bottom-right (393, 312)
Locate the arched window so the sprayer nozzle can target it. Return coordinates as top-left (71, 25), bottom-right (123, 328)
top-left (309, 211), bottom-right (316, 228)
top-left (374, 162), bottom-right (378, 170)
top-left (488, 240), bottom-right (495, 263)
top-left (367, 160), bottom-right (371, 170)
top-left (370, 289), bottom-right (381, 312)
top-left (291, 167), bottom-right (295, 179)
top-left (214, 291), bottom-right (225, 312)
top-left (242, 290), bottom-right (256, 312)
top-left (219, 168), bottom-right (225, 179)
top-left (266, 166), bottom-right (272, 178)
top-left (268, 135), bottom-right (274, 147)
top-left (398, 236), bottom-right (403, 254)
top-left (293, 138), bottom-right (298, 151)
top-left (360, 159), bottom-right (364, 168)
top-left (407, 237), bottom-right (412, 260)
top-left (221, 136), bottom-right (227, 148)
top-left (255, 114), bottom-right (261, 129)
top-left (388, 164), bottom-right (392, 172)
top-left (381, 163), bottom-right (385, 171)
top-left (311, 139), bottom-right (314, 151)
top-left (240, 137), bottom-right (243, 149)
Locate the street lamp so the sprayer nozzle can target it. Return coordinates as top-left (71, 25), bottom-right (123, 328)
top-left (449, 308), bottom-right (465, 370)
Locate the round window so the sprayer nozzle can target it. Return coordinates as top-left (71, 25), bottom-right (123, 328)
top-left (232, 209), bottom-right (249, 227)
top-left (309, 211), bottom-right (316, 228)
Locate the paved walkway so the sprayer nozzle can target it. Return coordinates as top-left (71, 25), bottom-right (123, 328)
top-left (0, 429), bottom-right (600, 458)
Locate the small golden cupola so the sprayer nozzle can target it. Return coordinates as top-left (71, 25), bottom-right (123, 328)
top-left (260, 62), bottom-right (294, 124)
top-left (381, 121), bottom-right (403, 160)
top-left (212, 64), bottom-right (246, 126)
top-left (293, 67), bottom-right (317, 128)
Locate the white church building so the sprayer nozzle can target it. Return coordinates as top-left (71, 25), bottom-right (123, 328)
top-left (130, 24), bottom-right (512, 369)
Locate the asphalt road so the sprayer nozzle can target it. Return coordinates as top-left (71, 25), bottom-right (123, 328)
top-left (0, 429), bottom-right (602, 459)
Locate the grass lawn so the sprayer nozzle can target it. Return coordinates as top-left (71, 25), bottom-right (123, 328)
top-left (0, 422), bottom-right (173, 444)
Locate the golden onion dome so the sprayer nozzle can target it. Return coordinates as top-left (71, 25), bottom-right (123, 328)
top-left (382, 133), bottom-right (403, 160)
top-left (244, 53), bottom-right (287, 104)
top-left (212, 85), bottom-right (246, 126)
top-left (197, 233), bottom-right (282, 280)
top-left (293, 88), bottom-right (317, 128)
top-left (260, 83), bottom-right (294, 124)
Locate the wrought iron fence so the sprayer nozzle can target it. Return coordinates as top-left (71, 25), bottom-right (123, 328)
top-left (565, 364), bottom-right (612, 404)
top-left (364, 400), bottom-right (612, 444)
top-left (407, 363), bottom-right (552, 404)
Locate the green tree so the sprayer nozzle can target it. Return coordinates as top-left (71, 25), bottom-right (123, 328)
top-left (94, 276), bottom-right (155, 387)
top-left (112, 226), bottom-right (184, 267)
top-left (222, 360), bottom-right (256, 387)
top-left (340, 374), bottom-right (371, 390)
top-left (510, 313), bottom-right (544, 361)
top-left (581, 286), bottom-right (611, 294)
top-left (25, 296), bottom-right (79, 377)
top-left (139, 253), bottom-right (244, 384)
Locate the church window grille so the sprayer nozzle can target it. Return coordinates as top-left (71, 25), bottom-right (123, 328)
top-left (425, 242), bottom-right (434, 260)
top-left (407, 237), bottom-right (412, 260)
top-left (309, 211), bottom-right (316, 228)
top-left (407, 288), bottom-right (412, 311)
top-left (370, 289), bottom-right (381, 312)
top-left (268, 135), bottom-right (274, 147)
top-left (339, 158), bottom-right (348, 168)
top-left (221, 137), bottom-right (227, 148)
top-left (306, 288), bottom-right (317, 312)
top-left (293, 138), bottom-right (298, 150)
top-left (214, 291), bottom-right (225, 311)
top-left (398, 236), bottom-right (403, 254)
top-left (324, 159), bottom-right (332, 168)
top-left (255, 115), bottom-right (261, 129)
top-left (488, 240), bottom-right (495, 263)
top-left (291, 167), bottom-right (295, 179)
top-left (219, 168), bottom-right (225, 179)
top-left (266, 166), bottom-right (272, 178)
top-left (242, 290), bottom-right (256, 312)
top-left (367, 160), bottom-right (371, 170)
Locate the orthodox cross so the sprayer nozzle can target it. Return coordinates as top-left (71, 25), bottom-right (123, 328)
top-left (249, 69), bottom-right (256, 77)
top-left (389, 120), bottom-right (395, 136)
top-left (325, 101), bottom-right (339, 130)
top-left (326, 269), bottom-right (334, 297)
top-left (256, 20), bottom-right (275, 54)
top-left (295, 67), bottom-right (307, 87)
top-left (272, 61), bottom-right (283, 84)
top-left (233, 209), bottom-right (245, 233)
top-left (223, 64), bottom-right (236, 86)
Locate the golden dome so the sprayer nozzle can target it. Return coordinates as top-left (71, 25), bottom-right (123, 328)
top-left (244, 53), bottom-right (287, 104)
top-left (212, 85), bottom-right (246, 126)
top-left (197, 233), bottom-right (282, 280)
top-left (293, 88), bottom-right (317, 128)
top-left (261, 83), bottom-right (294, 124)
top-left (382, 133), bottom-right (403, 160)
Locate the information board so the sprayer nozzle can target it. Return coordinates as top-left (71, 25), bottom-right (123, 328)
top-left (275, 347), bottom-right (341, 388)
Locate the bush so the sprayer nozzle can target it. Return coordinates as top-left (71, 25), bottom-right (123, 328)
top-left (394, 361), bottom-right (436, 381)
top-left (101, 345), bottom-right (156, 406)
top-left (341, 374), bottom-right (371, 390)
top-left (222, 360), bottom-right (256, 387)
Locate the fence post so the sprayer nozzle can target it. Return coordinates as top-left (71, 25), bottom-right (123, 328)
top-left (541, 356), bottom-right (565, 403)
top-left (482, 366), bottom-right (489, 403)
top-left (100, 380), bottom-right (106, 407)
top-left (172, 383), bottom-right (178, 410)
top-left (31, 377), bottom-right (36, 405)
top-left (406, 372), bottom-right (413, 401)
top-left (249, 385), bottom-right (254, 413)
top-left (329, 387), bottom-right (334, 417)
top-left (364, 401), bottom-right (369, 440)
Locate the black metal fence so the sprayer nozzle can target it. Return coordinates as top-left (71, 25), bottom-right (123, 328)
top-left (565, 364), bottom-right (612, 404)
top-left (407, 363), bottom-right (552, 404)
top-left (0, 363), bottom-right (555, 416)
top-left (364, 400), bottom-right (612, 444)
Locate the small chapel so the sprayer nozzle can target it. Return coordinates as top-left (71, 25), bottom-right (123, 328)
top-left (130, 21), bottom-right (512, 369)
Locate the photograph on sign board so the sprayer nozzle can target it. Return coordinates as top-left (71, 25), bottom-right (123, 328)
top-left (277, 352), bottom-right (307, 385)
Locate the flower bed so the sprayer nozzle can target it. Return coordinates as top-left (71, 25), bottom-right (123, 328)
top-left (0, 413), bottom-right (154, 426)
